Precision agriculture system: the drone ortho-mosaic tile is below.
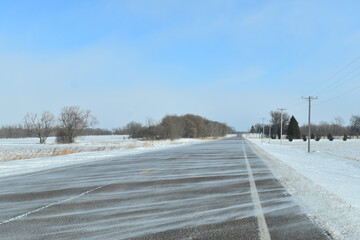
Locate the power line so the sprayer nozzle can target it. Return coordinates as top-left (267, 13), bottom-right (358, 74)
top-left (309, 55), bottom-right (360, 95)
top-left (280, 55), bottom-right (360, 117)
top-left (314, 84), bottom-right (360, 107)
top-left (313, 66), bottom-right (360, 97)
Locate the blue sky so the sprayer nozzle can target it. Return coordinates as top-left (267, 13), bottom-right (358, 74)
top-left (1, 0), bottom-right (360, 130)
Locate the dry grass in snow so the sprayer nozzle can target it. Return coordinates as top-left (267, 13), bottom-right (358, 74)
top-left (0, 136), bottom-right (157, 162)
top-left (0, 135), bottom-right (235, 162)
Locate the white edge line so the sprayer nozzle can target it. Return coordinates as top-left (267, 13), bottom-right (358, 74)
top-left (243, 141), bottom-right (271, 240)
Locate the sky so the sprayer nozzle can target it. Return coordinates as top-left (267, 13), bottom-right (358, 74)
top-left (1, 0), bottom-right (360, 131)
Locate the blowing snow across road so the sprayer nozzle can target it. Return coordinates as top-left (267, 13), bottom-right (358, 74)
top-left (0, 136), bottom-right (330, 239)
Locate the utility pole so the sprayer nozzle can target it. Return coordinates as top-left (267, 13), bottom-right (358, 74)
top-left (302, 96), bottom-right (318, 153)
top-left (268, 123), bottom-right (271, 143)
top-left (261, 118), bottom-right (265, 144)
top-left (277, 108), bottom-right (286, 145)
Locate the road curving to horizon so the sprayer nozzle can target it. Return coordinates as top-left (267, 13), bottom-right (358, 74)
top-left (0, 136), bottom-right (332, 239)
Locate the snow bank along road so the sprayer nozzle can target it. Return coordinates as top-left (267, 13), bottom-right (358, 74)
top-left (0, 136), bottom-right (331, 239)
top-left (246, 137), bottom-right (360, 239)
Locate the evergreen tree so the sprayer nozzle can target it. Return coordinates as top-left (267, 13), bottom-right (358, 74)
top-left (250, 125), bottom-right (255, 133)
top-left (287, 115), bottom-right (301, 139)
top-left (327, 133), bottom-right (334, 141)
top-left (343, 134), bottom-right (348, 141)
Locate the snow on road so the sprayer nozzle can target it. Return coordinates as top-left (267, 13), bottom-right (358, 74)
top-left (246, 136), bottom-right (360, 239)
top-left (0, 135), bottom-right (211, 178)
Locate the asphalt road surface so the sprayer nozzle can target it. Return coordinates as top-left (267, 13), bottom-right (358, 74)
top-left (0, 136), bottom-right (332, 239)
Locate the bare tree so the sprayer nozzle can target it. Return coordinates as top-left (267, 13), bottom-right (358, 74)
top-left (270, 111), bottom-right (290, 139)
top-left (330, 116), bottom-right (344, 137)
top-left (334, 116), bottom-right (345, 126)
top-left (145, 118), bottom-right (156, 128)
top-left (144, 118), bottom-right (158, 139)
top-left (318, 121), bottom-right (330, 137)
top-left (350, 115), bottom-right (360, 138)
top-left (24, 111), bottom-right (56, 143)
top-left (58, 106), bottom-right (98, 143)
top-left (209, 121), bottom-right (219, 136)
top-left (123, 121), bottom-right (143, 138)
top-left (159, 115), bottom-right (184, 140)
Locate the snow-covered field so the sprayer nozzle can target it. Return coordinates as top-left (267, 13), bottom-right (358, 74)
top-left (245, 135), bottom-right (360, 239)
top-left (0, 135), bottom-right (210, 161)
top-left (0, 135), bottom-right (211, 178)
top-left (0, 135), bottom-right (150, 161)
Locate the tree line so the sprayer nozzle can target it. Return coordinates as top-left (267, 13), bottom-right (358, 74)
top-left (0, 106), bottom-right (98, 144)
top-left (1, 110), bottom-right (233, 143)
top-left (0, 125), bottom-right (111, 139)
top-left (250, 111), bottom-right (360, 140)
top-left (113, 114), bottom-right (235, 140)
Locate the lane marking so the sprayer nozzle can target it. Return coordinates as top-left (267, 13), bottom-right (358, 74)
top-left (139, 168), bottom-right (154, 174)
top-left (242, 142), bottom-right (271, 240)
top-left (1, 167), bottom-right (155, 224)
top-left (0, 185), bottom-right (105, 225)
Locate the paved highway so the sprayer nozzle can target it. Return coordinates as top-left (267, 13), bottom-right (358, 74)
top-left (0, 136), bottom-right (332, 239)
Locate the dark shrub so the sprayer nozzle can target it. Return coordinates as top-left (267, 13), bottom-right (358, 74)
top-left (343, 134), bottom-right (348, 141)
top-left (302, 135), bottom-right (307, 141)
top-left (327, 133), bottom-right (334, 141)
